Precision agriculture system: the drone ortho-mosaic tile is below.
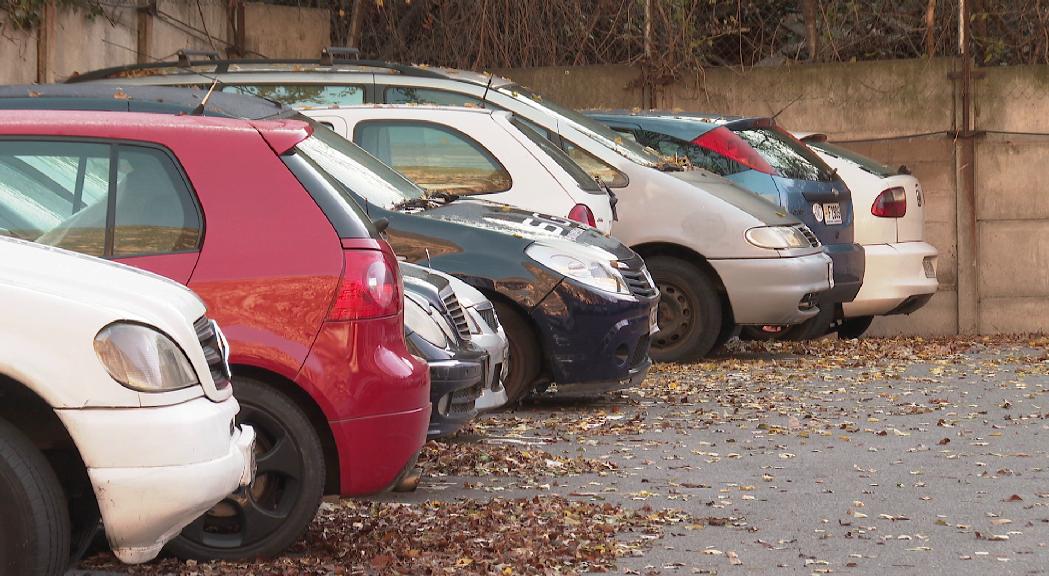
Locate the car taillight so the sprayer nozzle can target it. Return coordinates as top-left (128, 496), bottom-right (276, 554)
top-left (692, 127), bottom-right (775, 174)
top-left (872, 187), bottom-right (907, 218)
top-left (567, 203), bottom-right (596, 227)
top-left (327, 251), bottom-right (402, 321)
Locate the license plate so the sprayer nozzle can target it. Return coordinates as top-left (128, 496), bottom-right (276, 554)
top-left (823, 202), bottom-right (842, 225)
top-left (650, 306), bottom-right (659, 334)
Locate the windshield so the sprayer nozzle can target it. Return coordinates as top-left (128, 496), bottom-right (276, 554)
top-left (735, 127), bottom-right (835, 182)
top-left (510, 117), bottom-right (602, 193)
top-left (295, 122), bottom-right (426, 210)
top-left (497, 84), bottom-right (664, 166)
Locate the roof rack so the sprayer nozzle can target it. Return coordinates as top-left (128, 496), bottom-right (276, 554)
top-left (67, 47), bottom-right (457, 84)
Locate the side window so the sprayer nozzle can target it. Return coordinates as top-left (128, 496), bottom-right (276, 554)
top-left (355, 122), bottom-right (511, 196)
top-left (0, 141), bottom-right (200, 258)
top-left (222, 84), bottom-right (364, 107)
top-left (113, 146), bottom-right (201, 257)
top-left (384, 87), bottom-right (485, 108)
top-left (0, 141), bottom-right (111, 256)
top-left (560, 139), bottom-right (628, 188)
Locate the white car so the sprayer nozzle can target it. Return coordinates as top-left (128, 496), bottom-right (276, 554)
top-left (797, 134), bottom-right (939, 337)
top-left (303, 105), bottom-right (617, 233)
top-left (446, 274), bottom-right (510, 411)
top-left (0, 237), bottom-right (255, 573)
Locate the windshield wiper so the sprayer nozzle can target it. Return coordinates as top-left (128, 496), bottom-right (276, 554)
top-left (392, 197), bottom-right (438, 211)
top-left (427, 191), bottom-right (461, 203)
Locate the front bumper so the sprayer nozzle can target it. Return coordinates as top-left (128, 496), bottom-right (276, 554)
top-left (844, 241), bottom-right (938, 317)
top-left (710, 252), bottom-right (833, 325)
top-left (56, 396), bottom-right (255, 564)
top-left (531, 278), bottom-right (656, 390)
top-left (407, 332), bottom-right (488, 438)
top-left (467, 308), bottom-right (509, 411)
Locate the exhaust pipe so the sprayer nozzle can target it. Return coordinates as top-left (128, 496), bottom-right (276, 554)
top-left (393, 467), bottom-right (422, 492)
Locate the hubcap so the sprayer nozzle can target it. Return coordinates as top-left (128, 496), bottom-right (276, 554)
top-left (179, 403), bottom-right (303, 550)
top-left (653, 283), bottom-right (694, 351)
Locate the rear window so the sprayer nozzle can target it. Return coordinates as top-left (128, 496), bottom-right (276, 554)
top-left (735, 128), bottom-right (835, 182)
top-left (510, 117), bottom-right (602, 193)
top-left (810, 141), bottom-right (896, 178)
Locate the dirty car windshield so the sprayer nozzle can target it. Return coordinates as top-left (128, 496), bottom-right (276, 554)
top-left (497, 84), bottom-right (664, 166)
top-left (296, 122), bottom-right (425, 209)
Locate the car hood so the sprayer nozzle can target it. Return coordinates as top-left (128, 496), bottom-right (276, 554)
top-left (0, 237), bottom-right (205, 327)
top-left (418, 199), bottom-right (634, 261)
top-left (669, 168), bottom-right (799, 227)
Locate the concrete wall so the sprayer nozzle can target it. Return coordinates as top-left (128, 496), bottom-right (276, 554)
top-left (0, 2), bottom-right (328, 84)
top-left (243, 3), bottom-right (330, 59)
top-left (497, 58), bottom-right (1049, 337)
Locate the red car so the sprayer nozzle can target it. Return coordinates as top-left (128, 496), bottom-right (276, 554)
top-left (0, 105), bottom-right (430, 559)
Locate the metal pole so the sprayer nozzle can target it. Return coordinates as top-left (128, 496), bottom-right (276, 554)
top-left (956, 0), bottom-right (979, 334)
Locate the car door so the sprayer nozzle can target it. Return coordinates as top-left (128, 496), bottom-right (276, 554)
top-left (0, 139), bottom-right (202, 283)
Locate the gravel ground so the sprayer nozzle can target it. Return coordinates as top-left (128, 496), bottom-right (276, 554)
top-left (79, 336), bottom-right (1049, 575)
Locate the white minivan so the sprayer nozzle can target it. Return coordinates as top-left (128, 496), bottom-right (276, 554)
top-left (0, 237), bottom-right (255, 574)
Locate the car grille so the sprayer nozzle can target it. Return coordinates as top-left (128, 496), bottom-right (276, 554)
top-left (476, 304), bottom-right (500, 332)
top-left (193, 316), bottom-right (231, 390)
top-left (796, 224), bottom-right (821, 248)
top-left (618, 256), bottom-right (658, 299)
top-left (439, 288), bottom-right (471, 342)
top-left (447, 382), bottom-right (483, 415)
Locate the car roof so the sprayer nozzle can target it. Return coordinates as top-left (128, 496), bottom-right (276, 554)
top-left (67, 49), bottom-right (515, 89)
top-left (0, 108), bottom-right (311, 154)
top-left (0, 84), bottom-right (294, 120)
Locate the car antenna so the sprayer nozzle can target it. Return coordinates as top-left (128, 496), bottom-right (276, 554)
top-left (771, 94), bottom-right (803, 120)
top-left (191, 79), bottom-right (220, 116)
top-left (480, 74), bottom-right (494, 109)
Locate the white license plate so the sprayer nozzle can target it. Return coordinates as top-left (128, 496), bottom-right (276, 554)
top-left (823, 202), bottom-right (842, 225)
top-left (650, 306), bottom-right (659, 334)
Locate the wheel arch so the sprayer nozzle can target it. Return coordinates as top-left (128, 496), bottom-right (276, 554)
top-left (0, 373), bottom-right (96, 535)
top-left (631, 242), bottom-right (735, 329)
top-left (230, 364), bottom-right (341, 495)
top-left (476, 288), bottom-right (550, 383)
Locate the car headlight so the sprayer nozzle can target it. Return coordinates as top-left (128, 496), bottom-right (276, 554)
top-left (745, 225), bottom-right (817, 250)
top-left (404, 298), bottom-right (448, 348)
top-left (93, 322), bottom-right (199, 392)
top-left (526, 243), bottom-right (629, 295)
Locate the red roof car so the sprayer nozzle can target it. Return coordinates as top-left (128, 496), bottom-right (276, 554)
top-left (0, 110), bottom-right (430, 559)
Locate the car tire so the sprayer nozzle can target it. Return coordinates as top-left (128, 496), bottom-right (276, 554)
top-left (837, 316), bottom-right (874, 339)
top-left (167, 378), bottom-right (325, 561)
top-left (648, 256), bottom-right (722, 362)
top-left (0, 416), bottom-right (70, 576)
top-left (494, 301), bottom-right (542, 404)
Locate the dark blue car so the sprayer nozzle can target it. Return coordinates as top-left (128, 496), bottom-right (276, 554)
top-left (589, 112), bottom-right (864, 339)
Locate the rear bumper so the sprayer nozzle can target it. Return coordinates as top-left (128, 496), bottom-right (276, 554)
top-left (532, 278), bottom-right (656, 389)
top-left (844, 242), bottom-right (938, 317)
top-left (57, 397), bottom-right (255, 564)
top-left (710, 252), bottom-right (833, 325)
top-left (330, 403), bottom-right (431, 495)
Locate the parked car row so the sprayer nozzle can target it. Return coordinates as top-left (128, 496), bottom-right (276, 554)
top-left (0, 48), bottom-right (937, 574)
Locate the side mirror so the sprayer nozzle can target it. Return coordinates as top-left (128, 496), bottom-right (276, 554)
top-left (372, 217), bottom-right (390, 235)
